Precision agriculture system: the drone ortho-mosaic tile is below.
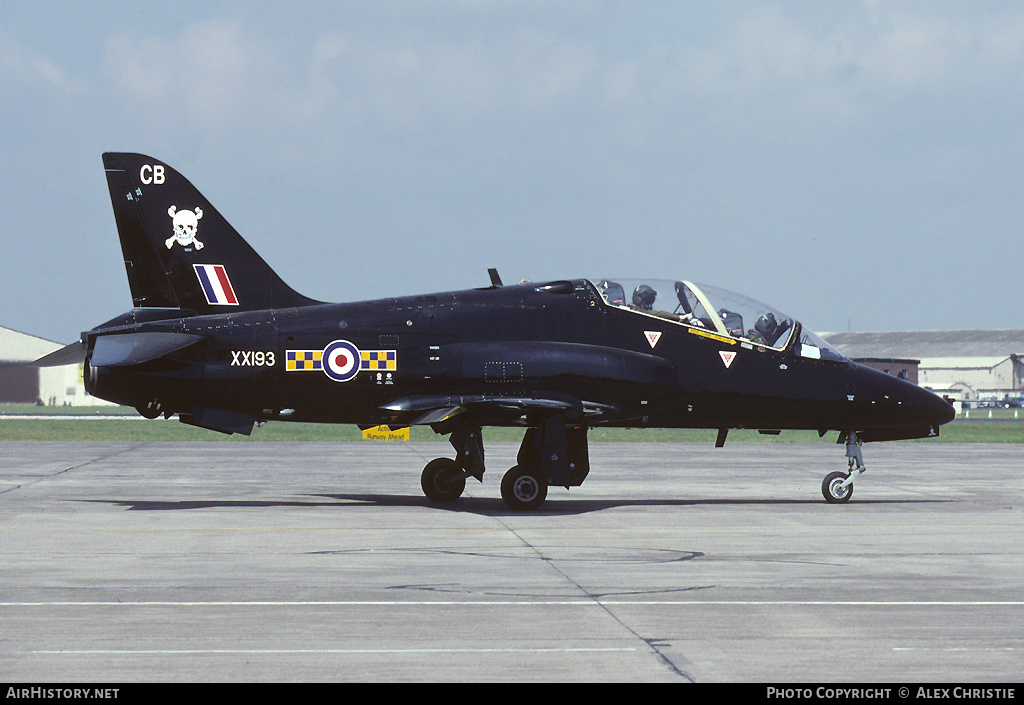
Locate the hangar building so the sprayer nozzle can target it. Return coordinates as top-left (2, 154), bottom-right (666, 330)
top-left (0, 325), bottom-right (113, 406)
top-left (822, 330), bottom-right (1024, 407)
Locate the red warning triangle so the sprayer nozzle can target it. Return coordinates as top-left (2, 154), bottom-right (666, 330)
top-left (645, 331), bottom-right (662, 348)
top-left (719, 350), bottom-right (736, 368)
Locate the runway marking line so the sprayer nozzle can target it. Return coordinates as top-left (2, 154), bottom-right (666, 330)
top-left (31, 647), bottom-right (637, 655)
top-left (3, 600), bottom-right (1023, 607)
top-left (893, 647), bottom-right (1018, 651)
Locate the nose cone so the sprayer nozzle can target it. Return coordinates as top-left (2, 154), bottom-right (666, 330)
top-left (851, 363), bottom-right (955, 431)
top-left (906, 380), bottom-right (956, 427)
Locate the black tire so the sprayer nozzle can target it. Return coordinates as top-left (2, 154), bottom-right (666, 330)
top-left (136, 404), bottom-right (161, 419)
top-left (822, 471), bottom-right (853, 504)
top-left (421, 458), bottom-right (466, 503)
top-left (500, 465), bottom-right (548, 510)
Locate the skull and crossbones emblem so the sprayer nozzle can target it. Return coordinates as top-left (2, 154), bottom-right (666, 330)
top-left (166, 205), bottom-right (205, 249)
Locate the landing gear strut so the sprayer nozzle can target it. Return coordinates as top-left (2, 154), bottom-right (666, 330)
top-left (822, 431), bottom-right (866, 504)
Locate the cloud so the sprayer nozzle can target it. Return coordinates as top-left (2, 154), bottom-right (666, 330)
top-left (602, 4), bottom-right (1024, 116)
top-left (0, 25), bottom-right (77, 92)
top-left (102, 18), bottom-right (258, 130)
top-left (294, 26), bottom-right (599, 131)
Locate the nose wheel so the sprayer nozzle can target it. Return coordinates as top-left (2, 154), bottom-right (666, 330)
top-left (823, 431), bottom-right (866, 504)
top-left (822, 471), bottom-right (853, 503)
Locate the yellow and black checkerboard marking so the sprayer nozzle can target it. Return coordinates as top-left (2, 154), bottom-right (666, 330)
top-left (360, 350), bottom-right (397, 371)
top-left (286, 348), bottom-right (397, 375)
top-left (286, 350), bottom-right (322, 371)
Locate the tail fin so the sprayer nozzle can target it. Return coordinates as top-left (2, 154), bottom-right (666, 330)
top-left (102, 152), bottom-right (320, 314)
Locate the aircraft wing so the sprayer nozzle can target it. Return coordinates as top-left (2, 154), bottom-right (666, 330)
top-left (381, 392), bottom-right (621, 427)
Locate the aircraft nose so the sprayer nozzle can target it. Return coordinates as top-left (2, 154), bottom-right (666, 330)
top-left (907, 381), bottom-right (956, 427)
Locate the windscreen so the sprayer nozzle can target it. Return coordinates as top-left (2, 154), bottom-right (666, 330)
top-left (588, 278), bottom-right (846, 361)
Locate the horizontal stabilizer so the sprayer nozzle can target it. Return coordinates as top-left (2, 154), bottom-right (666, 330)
top-left (31, 341), bottom-right (86, 367)
top-left (91, 332), bottom-right (205, 367)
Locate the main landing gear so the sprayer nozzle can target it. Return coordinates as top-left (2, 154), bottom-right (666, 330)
top-left (822, 431), bottom-right (866, 504)
top-left (420, 457), bottom-right (467, 503)
top-left (499, 465), bottom-right (548, 510)
top-left (419, 418), bottom-right (589, 511)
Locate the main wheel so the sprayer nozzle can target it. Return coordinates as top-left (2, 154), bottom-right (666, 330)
top-left (822, 471), bottom-right (853, 504)
top-left (500, 465), bottom-right (548, 510)
top-left (421, 458), bottom-right (466, 503)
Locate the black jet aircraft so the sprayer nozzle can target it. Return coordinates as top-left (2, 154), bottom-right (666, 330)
top-left (35, 153), bottom-right (956, 510)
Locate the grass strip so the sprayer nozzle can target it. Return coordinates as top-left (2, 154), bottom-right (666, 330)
top-left (1, 406), bottom-right (1021, 443)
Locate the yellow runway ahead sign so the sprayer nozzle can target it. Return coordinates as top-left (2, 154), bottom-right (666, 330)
top-left (361, 425), bottom-right (410, 441)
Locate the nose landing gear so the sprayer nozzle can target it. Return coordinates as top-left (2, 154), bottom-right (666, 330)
top-left (822, 431), bottom-right (866, 504)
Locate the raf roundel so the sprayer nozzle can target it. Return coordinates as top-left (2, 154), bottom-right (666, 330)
top-left (322, 340), bottom-right (361, 382)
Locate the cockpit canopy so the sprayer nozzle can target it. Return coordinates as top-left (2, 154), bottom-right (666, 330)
top-left (588, 278), bottom-right (845, 362)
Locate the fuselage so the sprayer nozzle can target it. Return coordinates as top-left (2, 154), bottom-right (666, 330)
top-left (85, 278), bottom-right (955, 436)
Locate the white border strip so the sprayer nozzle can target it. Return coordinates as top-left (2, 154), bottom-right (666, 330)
top-left (3, 600), bottom-right (1022, 607)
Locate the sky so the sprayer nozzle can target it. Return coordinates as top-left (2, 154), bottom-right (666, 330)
top-left (2, 1), bottom-right (1023, 344)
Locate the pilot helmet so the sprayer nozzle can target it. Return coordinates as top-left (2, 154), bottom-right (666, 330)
top-left (632, 284), bottom-right (657, 310)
